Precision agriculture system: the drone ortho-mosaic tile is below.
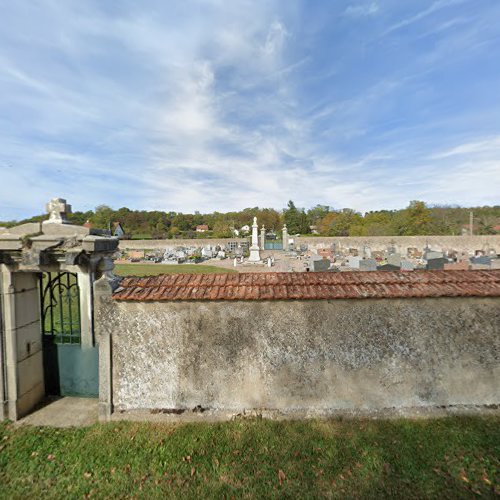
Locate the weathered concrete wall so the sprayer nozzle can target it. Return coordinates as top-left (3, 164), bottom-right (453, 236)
top-left (119, 235), bottom-right (500, 253)
top-left (101, 297), bottom-right (500, 414)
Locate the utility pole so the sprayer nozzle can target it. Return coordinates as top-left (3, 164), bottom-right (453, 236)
top-left (469, 211), bottom-right (473, 236)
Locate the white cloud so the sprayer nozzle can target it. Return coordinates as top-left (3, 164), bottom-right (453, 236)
top-left (0, 0), bottom-right (498, 220)
top-left (344, 2), bottom-right (379, 18)
top-left (263, 21), bottom-right (289, 55)
top-left (430, 136), bottom-right (500, 159)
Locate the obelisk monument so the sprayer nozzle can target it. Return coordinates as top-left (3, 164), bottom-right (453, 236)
top-left (248, 216), bottom-right (261, 262)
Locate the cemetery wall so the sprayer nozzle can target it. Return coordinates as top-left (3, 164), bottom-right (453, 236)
top-left (296, 235), bottom-right (500, 253)
top-left (119, 235), bottom-right (500, 253)
top-left (97, 295), bottom-right (500, 415)
top-left (119, 238), bottom-right (246, 250)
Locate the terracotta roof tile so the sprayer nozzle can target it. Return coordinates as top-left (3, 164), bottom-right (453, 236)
top-left (113, 270), bottom-right (500, 302)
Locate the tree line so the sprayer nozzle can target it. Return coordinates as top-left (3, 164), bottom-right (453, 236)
top-left (2, 201), bottom-right (500, 239)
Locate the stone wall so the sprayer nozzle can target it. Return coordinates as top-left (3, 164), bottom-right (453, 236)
top-left (119, 238), bottom-right (247, 250)
top-left (97, 296), bottom-right (500, 415)
top-left (296, 235), bottom-right (500, 254)
top-left (119, 235), bottom-right (500, 253)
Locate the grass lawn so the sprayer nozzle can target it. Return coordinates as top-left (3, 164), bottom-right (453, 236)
top-left (0, 417), bottom-right (498, 498)
top-left (114, 263), bottom-right (236, 277)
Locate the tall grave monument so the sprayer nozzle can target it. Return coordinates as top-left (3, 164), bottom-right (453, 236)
top-left (248, 217), bottom-right (261, 263)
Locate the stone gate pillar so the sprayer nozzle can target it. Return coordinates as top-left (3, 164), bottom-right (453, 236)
top-left (260, 225), bottom-right (266, 250)
top-left (0, 267), bottom-right (43, 420)
top-left (0, 198), bottom-right (119, 421)
top-left (93, 272), bottom-right (115, 421)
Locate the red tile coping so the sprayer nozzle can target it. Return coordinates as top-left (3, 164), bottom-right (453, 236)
top-left (112, 270), bottom-right (500, 302)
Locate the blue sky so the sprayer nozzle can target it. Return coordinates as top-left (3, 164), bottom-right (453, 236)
top-left (1, 0), bottom-right (500, 220)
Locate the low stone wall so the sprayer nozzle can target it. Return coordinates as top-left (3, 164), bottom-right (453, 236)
top-left (97, 294), bottom-right (500, 415)
top-left (119, 235), bottom-right (500, 253)
top-left (119, 238), bottom-right (246, 250)
top-left (296, 235), bottom-right (500, 253)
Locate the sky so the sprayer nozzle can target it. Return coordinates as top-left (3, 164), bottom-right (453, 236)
top-left (1, 0), bottom-right (500, 220)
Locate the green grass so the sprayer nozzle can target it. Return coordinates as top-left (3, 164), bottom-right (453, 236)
top-left (0, 417), bottom-right (498, 498)
top-left (130, 234), bottom-right (153, 240)
top-left (114, 263), bottom-right (236, 277)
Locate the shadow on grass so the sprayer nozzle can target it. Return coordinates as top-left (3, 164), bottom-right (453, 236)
top-left (0, 416), bottom-right (498, 498)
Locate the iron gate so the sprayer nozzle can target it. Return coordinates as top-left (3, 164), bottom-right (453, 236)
top-left (40, 272), bottom-right (98, 397)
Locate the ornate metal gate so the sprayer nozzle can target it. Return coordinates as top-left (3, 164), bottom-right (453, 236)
top-left (41, 272), bottom-right (81, 344)
top-left (40, 272), bottom-right (98, 397)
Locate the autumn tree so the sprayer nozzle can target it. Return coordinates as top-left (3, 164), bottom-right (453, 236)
top-left (307, 205), bottom-right (331, 226)
top-left (11, 200), bottom-right (500, 239)
top-left (395, 201), bottom-right (434, 235)
top-left (212, 221), bottom-right (233, 238)
top-left (317, 209), bottom-right (363, 236)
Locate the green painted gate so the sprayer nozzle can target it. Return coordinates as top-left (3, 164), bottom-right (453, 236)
top-left (41, 272), bottom-right (98, 397)
top-left (264, 241), bottom-right (283, 250)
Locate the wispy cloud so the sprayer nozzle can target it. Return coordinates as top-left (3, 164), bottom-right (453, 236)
top-left (382, 0), bottom-right (468, 36)
top-left (344, 2), bottom-right (379, 18)
top-left (0, 0), bottom-right (499, 219)
top-left (430, 136), bottom-right (500, 159)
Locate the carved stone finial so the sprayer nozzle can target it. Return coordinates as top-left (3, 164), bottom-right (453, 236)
top-left (43, 198), bottom-right (72, 224)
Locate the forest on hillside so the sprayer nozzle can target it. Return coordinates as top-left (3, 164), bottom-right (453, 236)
top-left (2, 201), bottom-right (500, 239)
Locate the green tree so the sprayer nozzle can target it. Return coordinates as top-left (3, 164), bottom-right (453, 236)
top-left (317, 209), bottom-right (362, 236)
top-left (362, 210), bottom-right (396, 236)
top-left (478, 219), bottom-right (496, 235)
top-left (212, 221), bottom-right (232, 238)
top-left (92, 205), bottom-right (114, 230)
top-left (284, 200), bottom-right (310, 234)
top-left (307, 205), bottom-right (331, 226)
top-left (168, 226), bottom-right (181, 239)
top-left (68, 210), bottom-right (93, 226)
top-left (171, 214), bottom-right (195, 232)
top-left (396, 201), bottom-right (434, 235)
top-left (152, 221), bottom-right (168, 239)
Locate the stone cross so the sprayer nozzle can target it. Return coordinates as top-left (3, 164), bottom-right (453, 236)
top-left (44, 198), bottom-right (72, 224)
